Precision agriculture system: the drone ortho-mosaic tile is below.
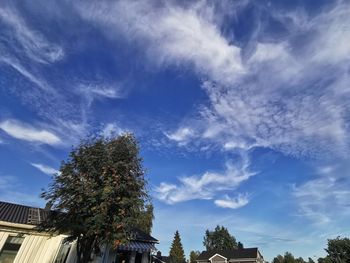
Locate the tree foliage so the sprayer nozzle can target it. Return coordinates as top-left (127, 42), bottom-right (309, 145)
top-left (189, 250), bottom-right (201, 263)
top-left (203, 225), bottom-right (238, 251)
top-left (318, 237), bottom-right (350, 263)
top-left (272, 252), bottom-right (306, 263)
top-left (169, 231), bottom-right (186, 263)
top-left (41, 134), bottom-right (152, 263)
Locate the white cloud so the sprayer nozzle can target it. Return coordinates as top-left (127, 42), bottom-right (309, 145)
top-left (0, 56), bottom-right (51, 91)
top-left (74, 0), bottom-right (245, 85)
top-left (101, 123), bottom-right (125, 138)
top-left (293, 166), bottom-right (350, 225)
top-left (0, 5), bottom-right (64, 64)
top-left (165, 127), bottom-right (194, 144)
top-left (214, 194), bottom-right (250, 209)
top-left (79, 84), bottom-right (124, 107)
top-left (0, 119), bottom-right (61, 145)
top-left (155, 155), bottom-right (254, 205)
top-left (74, 0), bottom-right (350, 158)
top-left (30, 163), bottom-right (59, 175)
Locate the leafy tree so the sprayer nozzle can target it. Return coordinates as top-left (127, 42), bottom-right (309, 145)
top-left (169, 231), bottom-right (186, 263)
top-left (318, 237), bottom-right (350, 263)
top-left (272, 252), bottom-right (306, 263)
top-left (237, 242), bottom-right (244, 249)
top-left (135, 203), bottom-right (154, 234)
top-left (203, 225), bottom-right (238, 250)
top-left (189, 250), bottom-right (201, 263)
top-left (272, 255), bottom-right (284, 263)
top-left (41, 134), bottom-right (152, 263)
top-left (284, 252), bottom-right (296, 263)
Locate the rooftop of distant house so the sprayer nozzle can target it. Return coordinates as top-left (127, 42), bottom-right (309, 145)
top-left (197, 248), bottom-right (263, 261)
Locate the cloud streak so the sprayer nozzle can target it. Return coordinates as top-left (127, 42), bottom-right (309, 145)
top-left (293, 165), bottom-right (350, 225)
top-left (0, 5), bottom-right (64, 64)
top-left (214, 194), bottom-right (250, 209)
top-left (155, 154), bottom-right (254, 205)
top-left (30, 163), bottom-right (59, 176)
top-left (0, 119), bottom-right (61, 145)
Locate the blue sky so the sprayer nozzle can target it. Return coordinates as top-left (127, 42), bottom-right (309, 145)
top-left (0, 0), bottom-right (350, 261)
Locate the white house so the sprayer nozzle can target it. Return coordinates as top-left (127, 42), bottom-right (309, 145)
top-left (0, 201), bottom-right (158, 263)
top-left (196, 248), bottom-right (264, 263)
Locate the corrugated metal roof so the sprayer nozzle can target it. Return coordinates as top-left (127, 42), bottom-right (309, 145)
top-left (0, 201), bottom-right (158, 244)
top-left (0, 201), bottom-right (47, 225)
top-left (118, 241), bottom-right (156, 252)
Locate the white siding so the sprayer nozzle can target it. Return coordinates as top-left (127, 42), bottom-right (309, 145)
top-left (0, 230), bottom-right (66, 263)
top-left (0, 231), bottom-right (9, 250)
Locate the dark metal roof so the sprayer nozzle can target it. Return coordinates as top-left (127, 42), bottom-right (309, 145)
top-left (132, 228), bottom-right (158, 243)
top-left (118, 240), bottom-right (156, 252)
top-left (152, 254), bottom-right (170, 263)
top-left (0, 201), bottom-right (158, 243)
top-left (0, 201), bottom-right (48, 225)
top-left (197, 248), bottom-right (259, 260)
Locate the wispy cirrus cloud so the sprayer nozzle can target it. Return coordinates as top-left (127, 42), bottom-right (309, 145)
top-left (165, 127), bottom-right (195, 145)
top-left (74, 0), bottom-right (350, 207)
top-left (0, 5), bottom-right (64, 64)
top-left (101, 123), bottom-right (126, 138)
top-left (30, 163), bottom-right (59, 176)
top-left (0, 119), bottom-right (61, 145)
top-left (214, 193), bottom-right (250, 209)
top-left (74, 0), bottom-right (245, 85)
top-left (155, 155), bottom-right (254, 206)
top-left (293, 165), bottom-right (350, 225)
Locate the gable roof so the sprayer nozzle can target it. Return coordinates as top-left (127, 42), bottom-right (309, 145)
top-left (209, 254), bottom-right (227, 260)
top-left (0, 200), bottom-right (158, 243)
top-left (197, 248), bottom-right (259, 261)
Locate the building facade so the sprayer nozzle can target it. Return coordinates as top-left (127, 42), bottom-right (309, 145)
top-left (0, 201), bottom-right (158, 263)
top-left (196, 248), bottom-right (264, 263)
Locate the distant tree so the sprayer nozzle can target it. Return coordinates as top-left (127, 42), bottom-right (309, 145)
top-left (41, 134), bottom-right (152, 263)
top-left (307, 258), bottom-right (315, 263)
top-left (189, 250), bottom-right (201, 263)
top-left (318, 237), bottom-right (350, 263)
top-left (272, 255), bottom-right (284, 263)
top-left (169, 231), bottom-right (186, 263)
top-left (203, 225), bottom-right (238, 250)
top-left (284, 252), bottom-right (296, 263)
top-left (135, 203), bottom-right (154, 234)
top-left (272, 252), bottom-right (306, 263)
top-left (237, 242), bottom-right (244, 249)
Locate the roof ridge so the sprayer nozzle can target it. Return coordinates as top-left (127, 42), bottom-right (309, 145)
top-left (0, 200), bottom-right (44, 210)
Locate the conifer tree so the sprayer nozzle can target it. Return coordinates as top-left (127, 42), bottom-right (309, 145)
top-left (169, 230), bottom-right (186, 263)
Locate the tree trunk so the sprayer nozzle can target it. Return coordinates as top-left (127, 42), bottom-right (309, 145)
top-left (81, 236), bottom-right (95, 263)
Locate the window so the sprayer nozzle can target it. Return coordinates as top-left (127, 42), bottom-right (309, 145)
top-left (54, 242), bottom-right (71, 263)
top-left (0, 236), bottom-right (25, 263)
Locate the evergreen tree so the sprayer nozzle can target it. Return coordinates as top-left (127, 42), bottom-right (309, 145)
top-left (169, 231), bottom-right (186, 263)
top-left (203, 225), bottom-right (238, 250)
top-left (189, 250), bottom-right (201, 263)
top-left (41, 134), bottom-right (152, 263)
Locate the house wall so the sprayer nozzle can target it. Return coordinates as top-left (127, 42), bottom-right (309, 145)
top-left (0, 229), bottom-right (68, 263)
top-left (0, 222), bottom-right (153, 263)
top-left (210, 255), bottom-right (226, 263)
